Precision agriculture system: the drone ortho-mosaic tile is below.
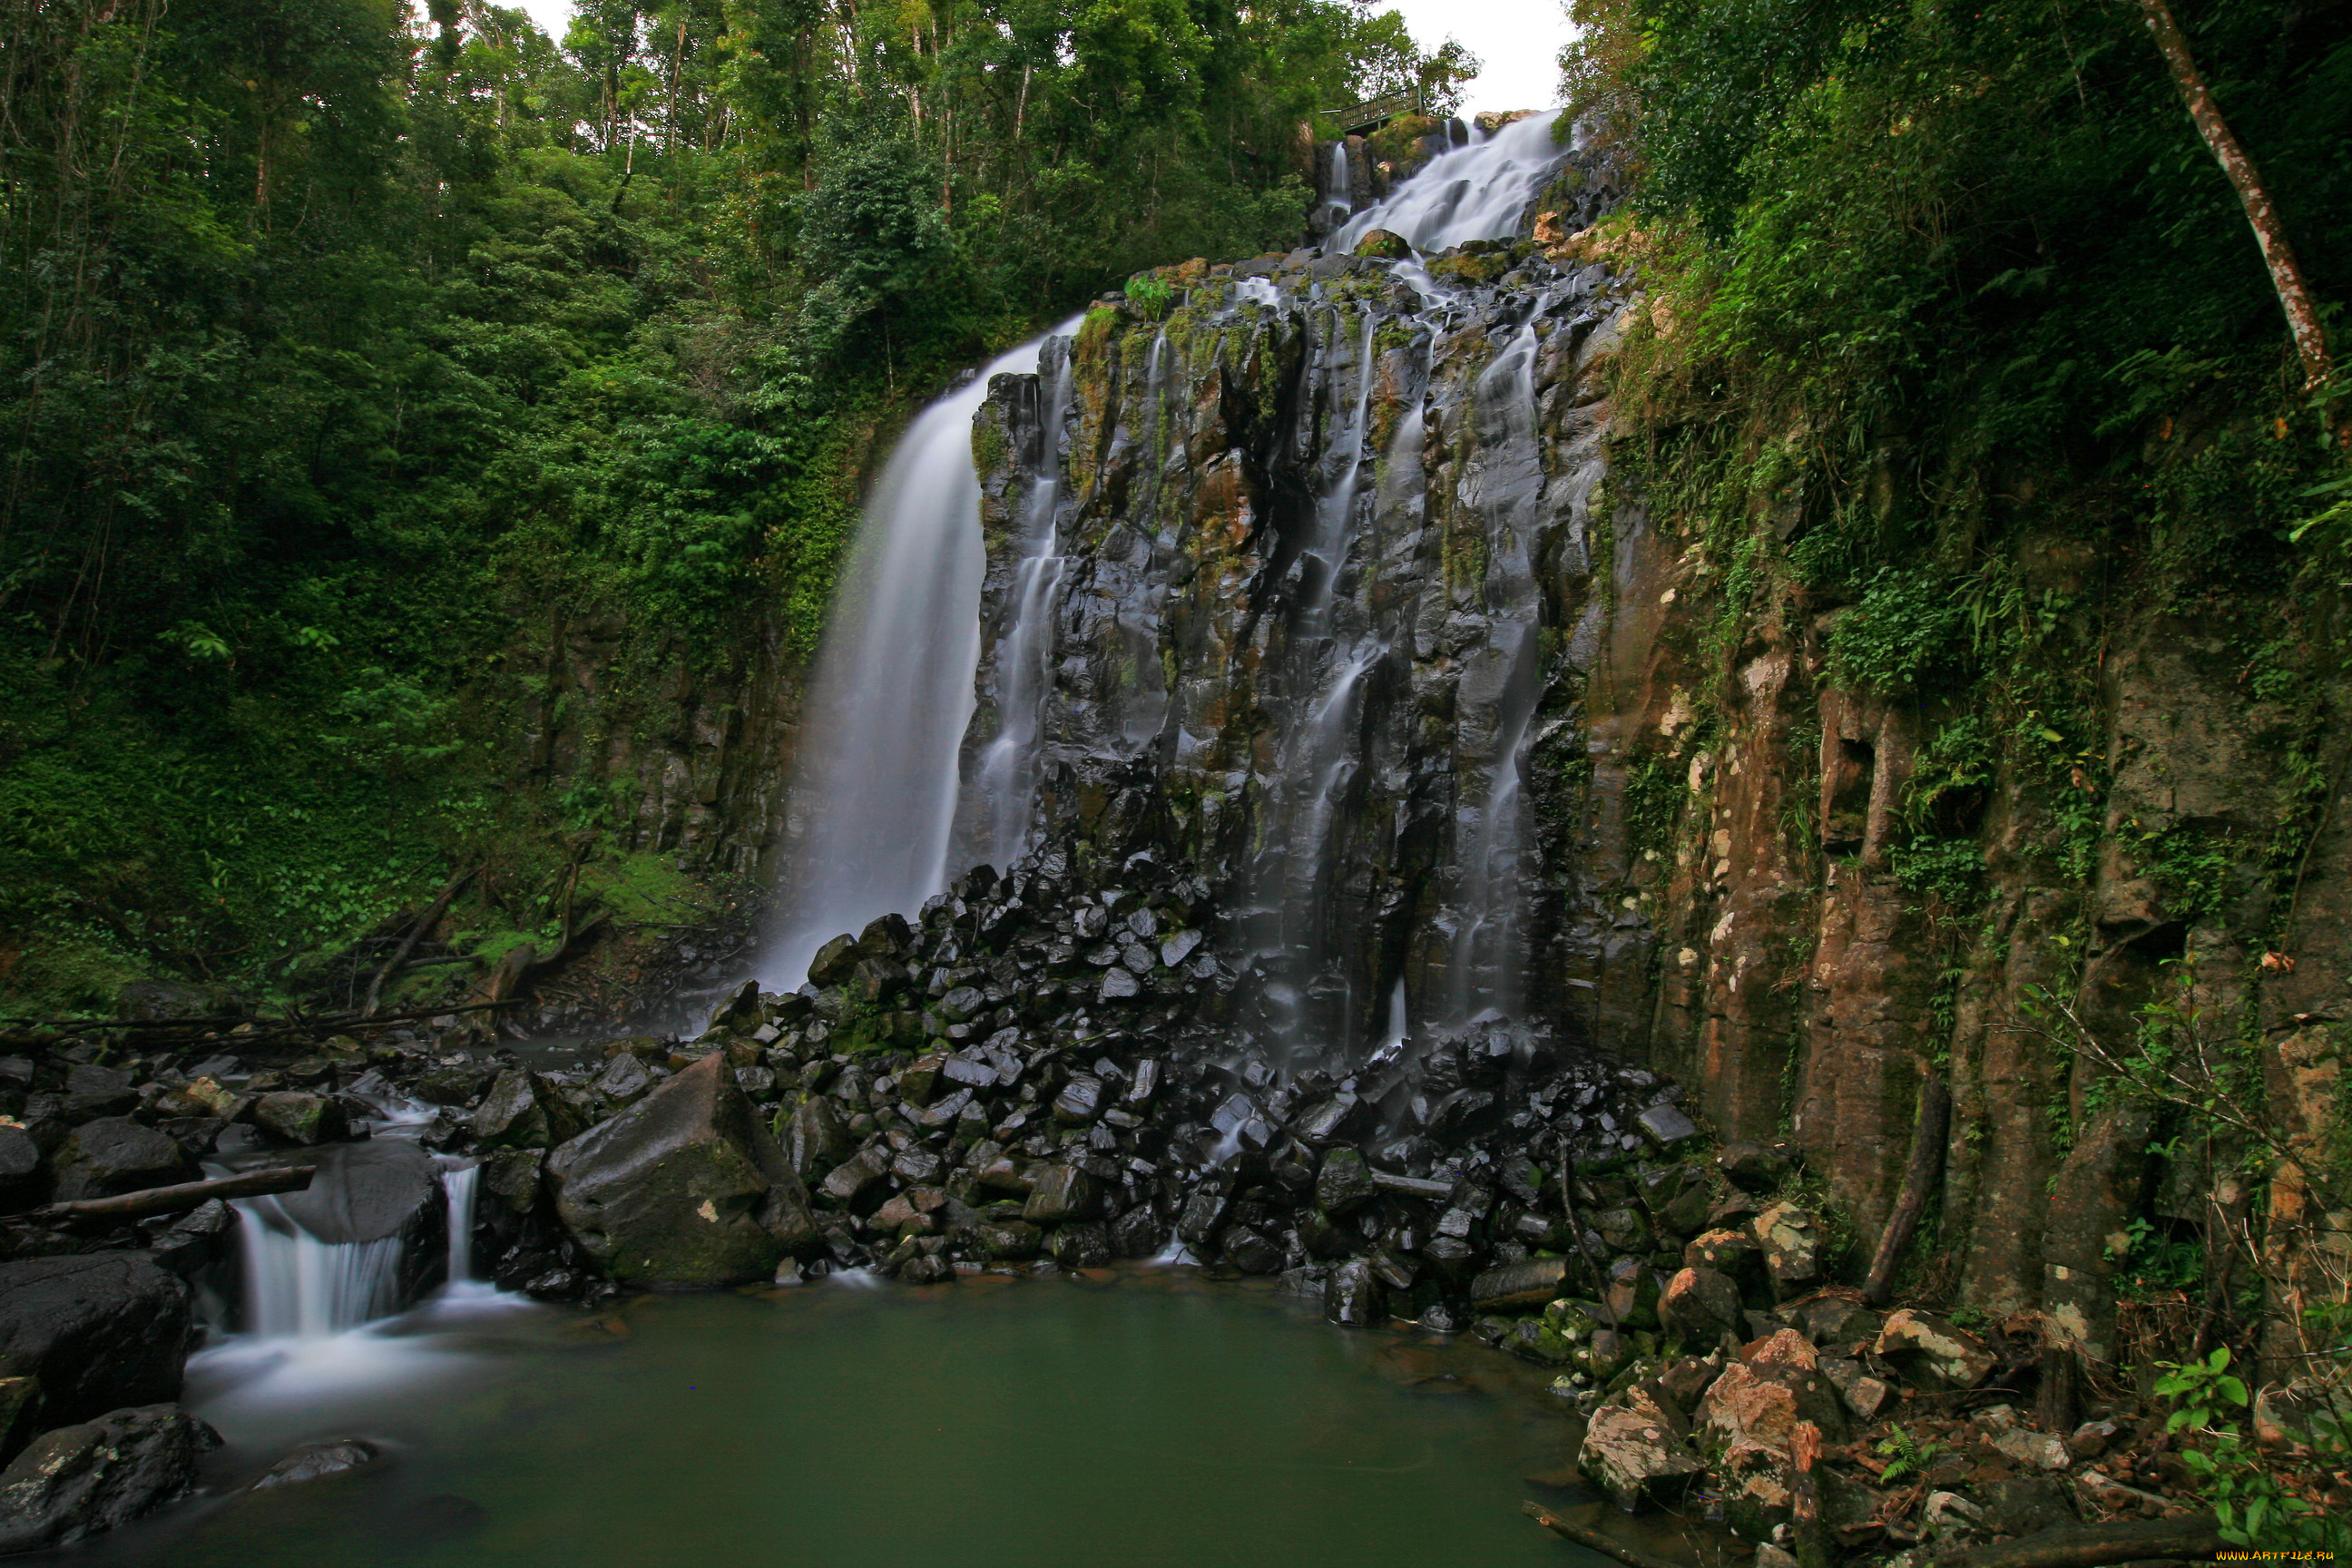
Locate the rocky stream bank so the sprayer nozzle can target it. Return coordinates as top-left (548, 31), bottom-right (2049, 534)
top-left (0, 836), bottom-right (2274, 1564)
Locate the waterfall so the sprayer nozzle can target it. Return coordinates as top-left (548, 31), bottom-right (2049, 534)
top-left (968, 321), bottom-right (1086, 867)
top-left (441, 1159), bottom-right (479, 1282)
top-left (1440, 324), bottom-right (1546, 1024)
top-left (765, 322), bottom-right (1081, 985)
top-left (1316, 141), bottom-right (1354, 232)
top-left (236, 1197), bottom-right (409, 1338)
top-left (1250, 312), bottom-right (1386, 1058)
top-left (1329, 111), bottom-right (1566, 254)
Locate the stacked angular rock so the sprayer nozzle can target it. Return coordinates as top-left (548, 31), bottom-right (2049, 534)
top-left (1497, 1132), bottom-right (2220, 1565)
top-left (416, 848), bottom-right (1714, 1312)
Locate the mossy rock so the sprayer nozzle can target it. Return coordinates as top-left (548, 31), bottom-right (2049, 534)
top-left (1427, 248), bottom-right (1512, 286)
top-left (1353, 229), bottom-right (1412, 261)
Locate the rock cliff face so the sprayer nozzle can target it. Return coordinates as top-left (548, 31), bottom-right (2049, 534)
top-left (954, 141), bottom-right (2348, 1349)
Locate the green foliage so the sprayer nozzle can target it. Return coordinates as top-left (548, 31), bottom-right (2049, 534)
top-left (1124, 273), bottom-right (1176, 319)
top-left (1825, 568), bottom-right (1975, 698)
top-left (1622, 754), bottom-right (1690, 859)
top-left (2160, 1349), bottom-right (2350, 1553)
top-left (0, 0), bottom-right (1463, 1005)
top-left (1874, 1425), bottom-right (1943, 1485)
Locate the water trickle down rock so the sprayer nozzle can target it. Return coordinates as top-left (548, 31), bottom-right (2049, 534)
top-left (963, 115), bottom-right (1630, 1073)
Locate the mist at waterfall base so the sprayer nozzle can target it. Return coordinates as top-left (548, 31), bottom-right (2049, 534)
top-left (111, 1282), bottom-right (1599, 1568)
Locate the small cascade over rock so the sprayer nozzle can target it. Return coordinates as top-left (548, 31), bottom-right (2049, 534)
top-left (233, 1141), bottom-right (452, 1337)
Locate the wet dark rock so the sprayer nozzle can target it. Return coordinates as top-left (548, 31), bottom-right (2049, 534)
top-left (848, 956), bottom-right (911, 1006)
top-left (1021, 1164), bottom-right (1102, 1224)
top-left (0, 1403), bottom-right (220, 1553)
top-left (250, 1437), bottom-right (383, 1491)
top-left (410, 1063), bottom-right (497, 1108)
top-left (1325, 1259), bottom-right (1387, 1326)
top-left (1050, 1074), bottom-right (1108, 1128)
top-left (1048, 1222), bottom-right (1112, 1269)
top-left (858, 913), bottom-right (912, 960)
top-left (1108, 1206), bottom-right (1167, 1258)
top-left (806, 936), bottom-right (859, 987)
top-left (898, 1054), bottom-right (946, 1105)
top-left (1716, 1142), bottom-right (1792, 1194)
top-left (276, 1140), bottom-right (443, 1246)
top-left (1314, 1148), bottom-right (1376, 1216)
top-left (60, 1067), bottom-right (137, 1121)
top-left (1221, 1228), bottom-right (1285, 1274)
top-left (1368, 1171), bottom-right (1453, 1201)
top-left (1658, 1266), bottom-right (1741, 1349)
top-left (1294, 1094), bottom-right (1367, 1147)
top-left (976, 1219), bottom-right (1042, 1260)
top-left (49, 1119), bottom-right (192, 1202)
top-left (149, 1200), bottom-right (234, 1279)
top-left (469, 1071), bottom-right (587, 1153)
top-left (478, 1148), bottom-right (544, 1217)
top-left (818, 1147), bottom-right (892, 1210)
top-left (251, 1091), bottom-right (351, 1147)
top-left (547, 1054), bottom-right (817, 1287)
top-left (900, 1254), bottom-right (956, 1284)
top-left (592, 1054), bottom-right (655, 1106)
top-left (1175, 1189), bottom-right (1230, 1245)
top-left (1470, 1256), bottom-right (1573, 1311)
top-left (781, 1097), bottom-right (855, 1184)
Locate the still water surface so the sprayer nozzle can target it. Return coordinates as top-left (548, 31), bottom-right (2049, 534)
top-left (91, 1270), bottom-right (1619, 1568)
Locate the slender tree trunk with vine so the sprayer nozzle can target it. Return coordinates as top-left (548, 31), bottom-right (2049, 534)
top-left (2135, 0), bottom-right (2333, 389)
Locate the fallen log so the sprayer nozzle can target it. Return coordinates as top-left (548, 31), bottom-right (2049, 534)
top-left (1945, 1514), bottom-right (2222, 1568)
top-left (1521, 1502), bottom-right (1685, 1568)
top-left (362, 865), bottom-right (475, 1017)
top-left (27, 1165), bottom-right (318, 1225)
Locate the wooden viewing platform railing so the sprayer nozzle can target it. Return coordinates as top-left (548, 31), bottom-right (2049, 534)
top-left (1333, 90), bottom-right (1421, 137)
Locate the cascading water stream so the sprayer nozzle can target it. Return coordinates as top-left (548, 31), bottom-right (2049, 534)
top-left (765, 322), bottom-right (1081, 985)
top-left (234, 1197), bottom-right (410, 1339)
top-left (1329, 111), bottom-right (1566, 255)
top-left (1439, 323), bottom-right (1546, 1024)
top-left (969, 321), bottom-right (1087, 867)
top-left (441, 1157), bottom-right (479, 1283)
top-left (1252, 313), bottom-right (1385, 1057)
top-left (1316, 141), bottom-right (1353, 233)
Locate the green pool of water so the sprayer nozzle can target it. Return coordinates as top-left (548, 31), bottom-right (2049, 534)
top-left (94, 1269), bottom-right (1633, 1568)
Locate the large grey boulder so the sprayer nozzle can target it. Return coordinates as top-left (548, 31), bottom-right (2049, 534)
top-left (49, 1120), bottom-right (193, 1203)
top-left (0, 1403), bottom-right (220, 1553)
top-left (547, 1054), bottom-right (817, 1287)
top-left (469, 1070), bottom-right (585, 1152)
top-left (0, 1255), bottom-right (191, 1426)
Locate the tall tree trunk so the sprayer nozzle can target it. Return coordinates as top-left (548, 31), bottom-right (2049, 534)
top-left (2136, 0), bottom-right (2332, 388)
